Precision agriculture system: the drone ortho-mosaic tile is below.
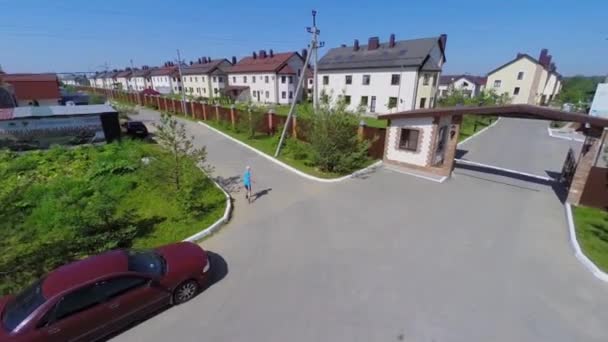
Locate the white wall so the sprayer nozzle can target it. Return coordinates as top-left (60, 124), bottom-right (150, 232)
top-left (386, 117), bottom-right (434, 166)
top-left (230, 73), bottom-right (278, 103)
top-left (151, 75), bottom-right (176, 94)
top-left (317, 67), bottom-right (419, 114)
top-left (116, 77), bottom-right (130, 91)
top-left (487, 57), bottom-right (540, 104)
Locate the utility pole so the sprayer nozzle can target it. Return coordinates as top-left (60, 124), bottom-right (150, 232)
top-left (129, 59), bottom-right (135, 92)
top-left (274, 11), bottom-right (318, 157)
top-left (176, 49), bottom-right (187, 114)
top-left (307, 10), bottom-right (324, 111)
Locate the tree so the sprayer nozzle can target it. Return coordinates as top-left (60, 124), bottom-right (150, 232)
top-left (153, 113), bottom-right (208, 190)
top-left (556, 76), bottom-right (604, 106)
top-left (437, 88), bottom-right (511, 108)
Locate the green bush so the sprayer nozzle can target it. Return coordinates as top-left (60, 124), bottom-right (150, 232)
top-left (285, 138), bottom-right (310, 160)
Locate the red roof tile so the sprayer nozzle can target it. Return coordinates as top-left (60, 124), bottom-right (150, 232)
top-left (228, 52), bottom-right (300, 73)
top-left (277, 64), bottom-right (296, 75)
top-left (3, 73), bottom-right (60, 101)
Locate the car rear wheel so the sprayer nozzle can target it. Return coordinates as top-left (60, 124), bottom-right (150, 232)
top-left (173, 280), bottom-right (199, 304)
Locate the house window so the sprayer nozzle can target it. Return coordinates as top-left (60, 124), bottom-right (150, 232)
top-left (213, 76), bottom-right (217, 82)
top-left (265, 91), bottom-right (269, 99)
top-left (345, 75), bottom-right (352, 85)
top-left (197, 88), bottom-right (200, 94)
top-left (391, 74), bottom-right (400, 85)
top-left (281, 76), bottom-right (286, 84)
top-left (323, 76), bottom-right (329, 85)
top-left (517, 72), bottom-right (524, 80)
top-left (423, 74), bottom-right (430, 86)
top-left (253, 76), bottom-right (256, 83)
top-left (360, 96), bottom-right (369, 106)
top-left (362, 75), bottom-right (370, 85)
top-left (243, 76), bottom-right (247, 83)
top-left (195, 77), bottom-right (198, 82)
top-left (289, 91), bottom-right (293, 99)
top-left (282, 91), bottom-right (286, 99)
top-left (388, 97), bottom-right (398, 108)
top-left (370, 96), bottom-right (377, 112)
top-left (189, 77), bottom-right (192, 82)
top-left (214, 88), bottom-right (218, 94)
top-left (233, 76), bottom-right (236, 83)
top-left (202, 76), bottom-right (206, 82)
top-left (513, 87), bottom-right (520, 95)
top-left (344, 95), bottom-right (351, 104)
top-left (289, 76), bottom-right (293, 84)
top-left (218, 76), bottom-right (223, 82)
top-left (493, 80), bottom-right (502, 88)
top-left (297, 69), bottom-right (301, 77)
top-left (398, 128), bottom-right (420, 152)
top-left (419, 97), bottom-right (427, 108)
top-left (203, 88), bottom-right (206, 93)
top-left (265, 76), bottom-right (269, 83)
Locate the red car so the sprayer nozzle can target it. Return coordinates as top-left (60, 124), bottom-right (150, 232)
top-left (0, 242), bottom-right (211, 342)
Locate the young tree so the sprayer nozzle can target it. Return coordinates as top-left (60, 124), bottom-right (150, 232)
top-left (153, 113), bottom-right (208, 190)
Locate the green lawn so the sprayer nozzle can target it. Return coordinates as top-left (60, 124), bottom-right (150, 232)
top-left (0, 140), bottom-right (225, 294)
top-left (203, 120), bottom-right (345, 179)
top-left (459, 115), bottom-right (496, 142)
top-left (574, 206), bottom-right (608, 272)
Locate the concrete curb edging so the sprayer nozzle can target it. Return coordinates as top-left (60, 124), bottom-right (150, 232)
top-left (197, 120), bottom-right (383, 183)
top-left (384, 165), bottom-right (447, 183)
top-left (183, 175), bottom-right (232, 242)
top-left (547, 127), bottom-right (586, 143)
top-left (564, 203), bottom-right (608, 283)
top-left (457, 117), bottom-right (501, 146)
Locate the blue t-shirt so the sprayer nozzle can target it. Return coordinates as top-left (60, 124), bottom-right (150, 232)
top-left (243, 170), bottom-right (251, 186)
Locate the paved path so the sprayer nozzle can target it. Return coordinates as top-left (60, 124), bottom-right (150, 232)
top-left (114, 111), bottom-right (608, 342)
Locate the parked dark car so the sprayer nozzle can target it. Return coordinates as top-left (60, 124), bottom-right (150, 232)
top-left (0, 242), bottom-right (211, 342)
top-left (123, 121), bottom-right (149, 138)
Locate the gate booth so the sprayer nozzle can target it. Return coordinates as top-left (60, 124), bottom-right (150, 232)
top-left (378, 104), bottom-right (608, 209)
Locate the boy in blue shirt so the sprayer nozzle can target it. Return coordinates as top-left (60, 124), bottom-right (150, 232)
top-left (243, 166), bottom-right (252, 203)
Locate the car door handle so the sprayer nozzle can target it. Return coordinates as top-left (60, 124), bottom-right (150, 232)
top-left (47, 327), bottom-right (61, 335)
top-left (108, 303), bottom-right (120, 309)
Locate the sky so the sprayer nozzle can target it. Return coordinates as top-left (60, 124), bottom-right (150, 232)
top-left (1, 0), bottom-right (607, 76)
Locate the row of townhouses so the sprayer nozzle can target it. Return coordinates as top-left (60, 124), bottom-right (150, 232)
top-left (89, 34), bottom-right (448, 114)
top-left (437, 48), bottom-right (562, 106)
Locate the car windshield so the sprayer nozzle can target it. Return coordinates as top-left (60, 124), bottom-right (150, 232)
top-left (2, 280), bottom-right (46, 332)
top-left (127, 250), bottom-right (165, 276)
top-left (128, 122), bottom-right (145, 128)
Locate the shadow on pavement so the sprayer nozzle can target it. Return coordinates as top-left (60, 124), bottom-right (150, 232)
top-left (455, 162), bottom-right (568, 202)
top-left (253, 188), bottom-right (272, 202)
top-left (352, 163), bottom-right (382, 180)
top-left (455, 149), bottom-right (469, 159)
top-left (101, 251), bottom-right (228, 341)
top-left (215, 175), bottom-right (242, 194)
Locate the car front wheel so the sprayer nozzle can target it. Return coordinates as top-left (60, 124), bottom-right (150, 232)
top-left (173, 280), bottom-right (199, 304)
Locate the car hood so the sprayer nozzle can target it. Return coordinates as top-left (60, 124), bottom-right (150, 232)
top-left (0, 295), bottom-right (14, 336)
top-left (156, 242), bottom-right (208, 279)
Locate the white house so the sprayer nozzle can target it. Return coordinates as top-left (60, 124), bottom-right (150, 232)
top-left (91, 73), bottom-right (105, 88)
top-left (486, 49), bottom-right (562, 105)
top-left (149, 66), bottom-right (180, 94)
top-left (316, 34), bottom-right (447, 114)
top-left (226, 50), bottom-right (306, 104)
top-left (437, 75), bottom-right (486, 98)
top-left (103, 71), bottom-right (119, 89)
top-left (115, 70), bottom-right (132, 91)
top-left (181, 58), bottom-right (232, 99)
top-left (129, 68), bottom-right (152, 91)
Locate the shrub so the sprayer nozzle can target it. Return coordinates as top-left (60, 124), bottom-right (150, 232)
top-left (285, 138), bottom-right (310, 160)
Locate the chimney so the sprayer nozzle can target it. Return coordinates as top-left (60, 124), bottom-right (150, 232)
top-left (354, 39), bottom-right (360, 51)
top-left (340, 44), bottom-right (346, 48)
top-left (189, 61), bottom-right (193, 65)
top-left (539, 48), bottom-right (548, 65)
top-left (368, 37), bottom-right (380, 50)
top-left (252, 51), bottom-right (257, 59)
top-left (231, 56), bottom-right (237, 64)
top-left (550, 62), bottom-right (556, 72)
top-left (301, 48), bottom-right (308, 60)
top-left (259, 50), bottom-right (266, 58)
top-left (439, 34), bottom-right (447, 51)
top-left (389, 33), bottom-right (396, 48)
top-left (546, 55), bottom-right (552, 67)
top-left (207, 56), bottom-right (211, 63)
top-left (269, 49), bottom-right (274, 57)
top-left (516, 52), bottom-right (525, 59)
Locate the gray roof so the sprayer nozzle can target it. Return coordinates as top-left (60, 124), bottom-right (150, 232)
top-left (8, 104), bottom-right (116, 120)
top-left (182, 59), bottom-right (230, 75)
top-left (318, 37), bottom-right (441, 71)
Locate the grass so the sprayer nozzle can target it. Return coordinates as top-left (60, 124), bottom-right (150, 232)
top-left (459, 115), bottom-right (496, 142)
top-left (574, 206), bottom-right (608, 272)
top-left (203, 120), bottom-right (344, 179)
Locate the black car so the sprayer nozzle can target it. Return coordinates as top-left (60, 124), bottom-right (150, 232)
top-left (123, 121), bottom-right (149, 138)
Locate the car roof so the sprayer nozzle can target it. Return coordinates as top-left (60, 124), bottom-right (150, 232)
top-left (42, 250), bottom-right (128, 298)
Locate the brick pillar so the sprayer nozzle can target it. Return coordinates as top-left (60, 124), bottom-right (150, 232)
top-left (567, 130), bottom-right (605, 205)
top-left (440, 115), bottom-right (462, 177)
top-left (202, 102), bottom-right (208, 120)
top-left (230, 105), bottom-right (236, 129)
top-left (267, 110), bottom-right (275, 135)
top-left (358, 120), bottom-right (366, 141)
top-left (291, 114), bottom-right (298, 139)
top-left (163, 97), bottom-right (168, 112)
top-left (156, 96), bottom-right (161, 110)
top-left (215, 104), bottom-right (220, 121)
top-left (172, 99), bottom-right (177, 113)
top-left (190, 101), bottom-right (195, 118)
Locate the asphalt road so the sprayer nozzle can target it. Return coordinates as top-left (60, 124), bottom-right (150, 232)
top-left (114, 111), bottom-right (608, 342)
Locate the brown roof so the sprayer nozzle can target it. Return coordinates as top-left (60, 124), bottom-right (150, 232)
top-left (182, 59), bottom-right (229, 75)
top-left (2, 73), bottom-right (60, 101)
top-left (228, 52), bottom-right (300, 73)
top-left (378, 104), bottom-right (608, 128)
top-left (116, 70), bottom-right (132, 78)
top-left (149, 66), bottom-right (178, 77)
top-left (277, 64), bottom-right (296, 75)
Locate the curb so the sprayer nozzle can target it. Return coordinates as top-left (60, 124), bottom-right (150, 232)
top-left (547, 127), bottom-right (586, 143)
top-left (384, 165), bottom-right (447, 183)
top-left (457, 117), bottom-right (501, 146)
top-left (197, 120), bottom-right (383, 183)
top-left (454, 159), bottom-right (554, 182)
top-left (183, 172), bottom-right (233, 243)
top-left (564, 203), bottom-right (608, 283)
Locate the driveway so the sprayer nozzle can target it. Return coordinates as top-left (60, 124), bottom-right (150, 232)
top-left (115, 111), bottom-right (608, 342)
